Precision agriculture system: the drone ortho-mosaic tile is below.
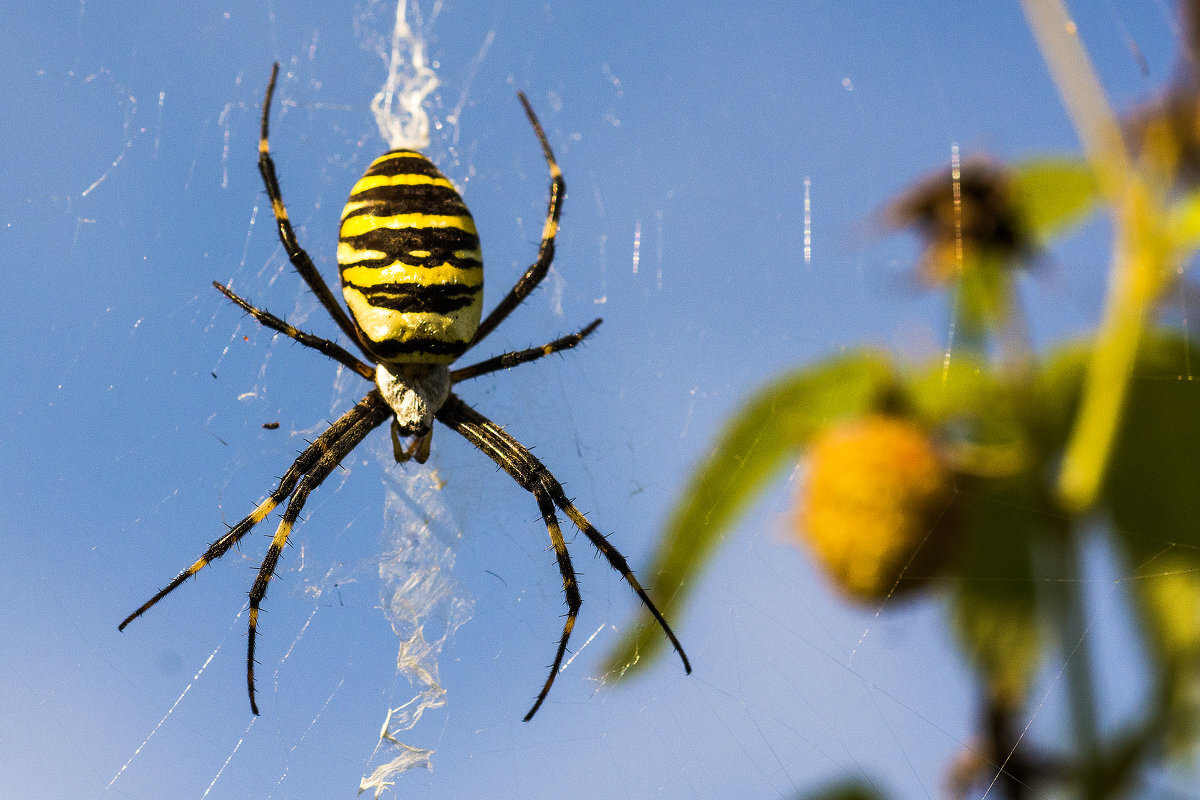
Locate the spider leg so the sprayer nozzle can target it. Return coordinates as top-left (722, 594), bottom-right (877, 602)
top-left (119, 391), bottom-right (387, 631)
top-left (451, 319), bottom-right (602, 384)
top-left (258, 62), bottom-right (368, 357)
top-left (524, 492), bottom-right (581, 721)
top-left (468, 92), bottom-right (565, 349)
top-left (436, 393), bottom-right (691, 717)
top-left (213, 281), bottom-right (374, 380)
top-left (246, 392), bottom-right (391, 713)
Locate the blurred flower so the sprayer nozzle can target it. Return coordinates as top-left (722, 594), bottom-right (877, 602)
top-left (885, 159), bottom-right (1034, 286)
top-left (796, 415), bottom-right (957, 603)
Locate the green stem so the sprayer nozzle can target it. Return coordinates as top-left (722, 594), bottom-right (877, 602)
top-left (1020, 0), bottom-right (1171, 512)
top-left (1056, 198), bottom-right (1164, 511)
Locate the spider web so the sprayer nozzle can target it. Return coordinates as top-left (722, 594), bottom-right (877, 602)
top-left (8, 2), bottom-right (1200, 799)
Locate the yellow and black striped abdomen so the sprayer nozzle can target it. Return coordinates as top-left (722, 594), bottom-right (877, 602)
top-left (338, 150), bottom-right (483, 364)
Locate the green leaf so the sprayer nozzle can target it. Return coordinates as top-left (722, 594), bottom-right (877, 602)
top-left (602, 352), bottom-right (896, 678)
top-left (1010, 157), bottom-right (1099, 242)
top-left (1031, 339), bottom-right (1091, 449)
top-left (906, 353), bottom-right (1000, 424)
top-left (1106, 332), bottom-right (1200, 669)
top-left (950, 475), bottom-right (1046, 704)
top-left (907, 355), bottom-right (1038, 478)
top-left (1107, 332), bottom-right (1200, 552)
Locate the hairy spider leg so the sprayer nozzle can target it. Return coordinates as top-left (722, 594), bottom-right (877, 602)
top-left (119, 391), bottom-right (388, 632)
top-left (450, 318), bottom-right (602, 383)
top-left (467, 92), bottom-right (565, 350)
top-left (258, 62), bottom-right (368, 356)
top-left (525, 492), bottom-right (582, 720)
top-left (246, 395), bottom-right (391, 713)
top-left (214, 282), bottom-right (374, 380)
top-left (436, 393), bottom-right (692, 719)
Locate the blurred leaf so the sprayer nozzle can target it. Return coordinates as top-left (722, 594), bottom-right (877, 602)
top-left (1106, 332), bottom-right (1200, 723)
top-left (795, 780), bottom-right (890, 800)
top-left (951, 475), bottom-right (1047, 705)
top-left (1030, 339), bottom-right (1091, 449)
top-left (603, 352), bottom-right (896, 677)
top-left (1170, 188), bottom-right (1200, 252)
top-left (906, 353), bottom-right (1003, 424)
top-left (1106, 332), bottom-right (1200, 551)
top-left (1010, 157), bottom-right (1098, 241)
top-left (907, 355), bottom-right (1035, 478)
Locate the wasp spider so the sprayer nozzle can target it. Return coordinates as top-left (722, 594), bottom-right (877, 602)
top-left (120, 64), bottom-right (690, 720)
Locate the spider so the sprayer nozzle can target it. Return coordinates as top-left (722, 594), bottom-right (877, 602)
top-left (120, 64), bottom-right (690, 721)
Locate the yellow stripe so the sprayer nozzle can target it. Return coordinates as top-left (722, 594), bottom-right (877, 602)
top-left (337, 243), bottom-right (389, 264)
top-left (350, 173), bottom-right (456, 196)
top-left (340, 213), bottom-right (477, 238)
top-left (269, 518), bottom-right (295, 552)
top-left (343, 286), bottom-right (482, 360)
top-left (370, 151), bottom-right (425, 166)
top-left (342, 262), bottom-right (482, 288)
top-left (249, 498), bottom-right (278, 524)
top-left (340, 201), bottom-right (372, 220)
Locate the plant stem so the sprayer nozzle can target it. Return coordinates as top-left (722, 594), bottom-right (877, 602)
top-left (1021, 0), bottom-right (1171, 512)
top-left (1056, 190), bottom-right (1167, 511)
top-left (984, 688), bottom-right (1032, 800)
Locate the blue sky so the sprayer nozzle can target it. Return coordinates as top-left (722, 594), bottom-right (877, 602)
top-left (0, 2), bottom-right (1184, 798)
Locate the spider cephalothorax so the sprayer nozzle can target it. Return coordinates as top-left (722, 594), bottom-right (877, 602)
top-left (120, 63), bottom-right (690, 721)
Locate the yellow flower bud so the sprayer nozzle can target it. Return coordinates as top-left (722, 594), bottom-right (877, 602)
top-left (797, 415), bottom-right (956, 603)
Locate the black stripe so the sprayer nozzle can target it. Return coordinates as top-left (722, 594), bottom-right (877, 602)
top-left (339, 225), bottom-right (479, 250)
top-left (364, 335), bottom-right (470, 360)
top-left (340, 252), bottom-right (482, 271)
top-left (348, 281), bottom-right (479, 314)
top-left (338, 227), bottom-right (481, 270)
top-left (343, 185), bottom-right (470, 221)
top-left (339, 249), bottom-right (482, 271)
top-left (366, 151), bottom-right (447, 180)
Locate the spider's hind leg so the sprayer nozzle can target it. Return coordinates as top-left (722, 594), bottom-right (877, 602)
top-left (245, 391), bottom-right (391, 713)
top-left (524, 492), bottom-right (582, 721)
top-left (119, 391), bottom-right (388, 632)
top-left (436, 393), bottom-right (691, 718)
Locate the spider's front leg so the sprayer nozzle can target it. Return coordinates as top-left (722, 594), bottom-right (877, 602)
top-left (466, 91), bottom-right (565, 351)
top-left (257, 62), bottom-right (366, 355)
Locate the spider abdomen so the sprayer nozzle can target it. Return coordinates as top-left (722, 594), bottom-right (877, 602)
top-left (338, 150), bottom-right (483, 364)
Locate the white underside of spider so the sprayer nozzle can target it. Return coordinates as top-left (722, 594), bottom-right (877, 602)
top-left (377, 362), bottom-right (450, 436)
